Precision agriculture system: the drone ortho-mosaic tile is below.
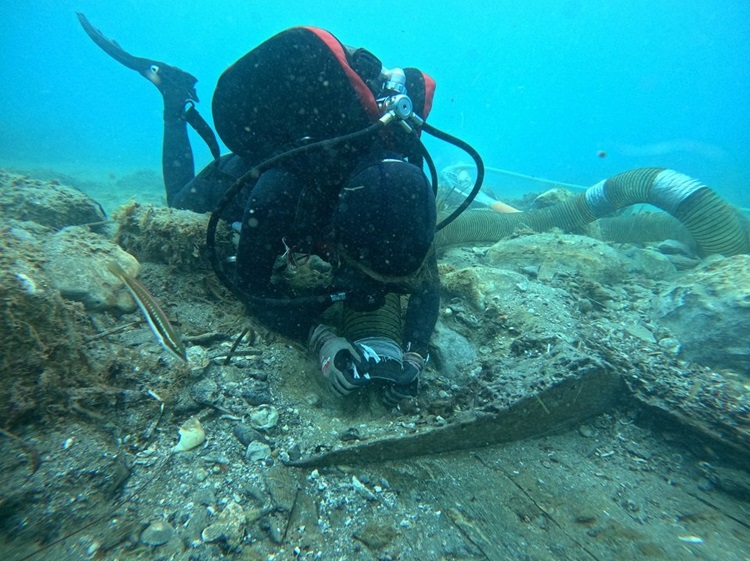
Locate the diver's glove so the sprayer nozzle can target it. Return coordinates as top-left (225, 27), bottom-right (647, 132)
top-left (309, 325), bottom-right (373, 397)
top-left (382, 347), bottom-right (427, 407)
top-left (350, 337), bottom-right (427, 386)
top-left (402, 351), bottom-right (427, 383)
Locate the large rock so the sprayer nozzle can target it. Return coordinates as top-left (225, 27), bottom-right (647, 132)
top-left (484, 232), bottom-right (626, 284)
top-left (0, 171), bottom-right (106, 229)
top-left (42, 226), bottom-right (140, 312)
top-left (430, 322), bottom-right (478, 387)
top-left (0, 222), bottom-right (89, 425)
top-left (440, 266), bottom-right (578, 343)
top-left (113, 202), bottom-right (230, 271)
top-left (653, 255), bottom-right (750, 372)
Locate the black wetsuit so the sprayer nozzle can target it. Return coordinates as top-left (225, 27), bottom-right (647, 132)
top-left (169, 145), bottom-right (440, 354)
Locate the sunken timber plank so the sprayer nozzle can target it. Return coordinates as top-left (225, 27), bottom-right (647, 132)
top-left (291, 365), bottom-right (623, 467)
top-left (624, 368), bottom-right (750, 461)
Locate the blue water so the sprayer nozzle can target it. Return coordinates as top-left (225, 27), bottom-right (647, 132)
top-left (1, 0), bottom-right (749, 207)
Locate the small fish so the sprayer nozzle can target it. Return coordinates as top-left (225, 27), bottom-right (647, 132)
top-left (107, 261), bottom-right (187, 362)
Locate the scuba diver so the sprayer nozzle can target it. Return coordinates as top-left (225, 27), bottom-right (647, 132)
top-left (77, 13), bottom-right (483, 407)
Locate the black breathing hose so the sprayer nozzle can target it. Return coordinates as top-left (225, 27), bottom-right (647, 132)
top-left (416, 137), bottom-right (439, 197)
top-left (421, 122), bottom-right (485, 231)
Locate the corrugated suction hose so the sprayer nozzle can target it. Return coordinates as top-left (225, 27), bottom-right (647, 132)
top-left (342, 292), bottom-right (403, 344)
top-left (435, 168), bottom-right (750, 257)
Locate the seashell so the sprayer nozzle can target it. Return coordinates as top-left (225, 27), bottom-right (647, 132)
top-left (172, 417), bottom-right (205, 452)
top-left (248, 404), bottom-right (279, 431)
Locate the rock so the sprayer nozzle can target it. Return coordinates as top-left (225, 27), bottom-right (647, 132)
top-left (622, 247), bottom-right (677, 280)
top-left (665, 254), bottom-right (701, 271)
top-left (705, 465), bottom-right (750, 501)
top-left (42, 226), bottom-right (141, 311)
top-left (245, 441), bottom-right (272, 462)
top-left (352, 520), bottom-right (397, 550)
top-left (242, 385), bottom-right (272, 406)
top-left (653, 255), bottom-right (750, 371)
top-left (201, 501), bottom-right (246, 549)
top-left (140, 520), bottom-right (175, 546)
top-left (578, 425), bottom-right (594, 438)
top-left (0, 221), bottom-right (92, 425)
top-left (430, 323), bottom-right (478, 387)
top-left (624, 324), bottom-right (656, 344)
top-left (190, 378), bottom-right (220, 406)
top-left (485, 233), bottom-right (626, 285)
top-left (444, 265), bottom-right (578, 343)
top-left (657, 337), bottom-right (681, 354)
top-left (0, 171), bottom-right (106, 230)
top-left (532, 188), bottom-right (576, 209)
top-left (195, 487), bottom-right (216, 506)
top-left (113, 202), bottom-right (230, 271)
top-left (656, 239), bottom-right (696, 257)
top-left (233, 423), bottom-right (264, 447)
top-left (304, 392), bottom-right (322, 407)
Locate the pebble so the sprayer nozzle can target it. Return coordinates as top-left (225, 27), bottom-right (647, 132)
top-left (340, 427), bottom-right (361, 441)
top-left (353, 521), bottom-right (397, 548)
top-left (242, 385), bottom-right (272, 406)
top-left (287, 443), bottom-right (302, 462)
top-left (521, 265), bottom-right (539, 278)
top-left (304, 392), bottom-right (322, 407)
top-left (658, 337), bottom-right (681, 353)
top-left (578, 425), bottom-right (594, 438)
top-left (201, 501), bottom-right (246, 548)
top-left (245, 441), bottom-right (272, 462)
top-left (140, 520), bottom-right (175, 546)
top-left (190, 378), bottom-right (220, 406)
top-left (195, 488), bottom-right (216, 506)
top-left (233, 423), bottom-right (264, 447)
top-left (625, 324), bottom-right (656, 344)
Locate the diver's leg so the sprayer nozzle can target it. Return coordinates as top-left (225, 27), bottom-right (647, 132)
top-left (235, 168), bottom-right (305, 293)
top-left (162, 103), bottom-right (195, 206)
top-left (234, 168), bottom-right (331, 339)
top-left (77, 13), bottom-right (200, 205)
top-left (171, 154), bottom-right (251, 216)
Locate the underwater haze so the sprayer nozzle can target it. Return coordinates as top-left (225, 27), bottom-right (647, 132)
top-left (1, 0), bottom-right (749, 207)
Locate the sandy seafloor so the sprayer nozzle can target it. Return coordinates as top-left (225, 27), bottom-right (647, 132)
top-left (1, 162), bottom-right (749, 561)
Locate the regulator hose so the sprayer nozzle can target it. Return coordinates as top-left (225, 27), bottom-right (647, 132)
top-left (421, 122), bottom-right (485, 231)
top-left (435, 168), bottom-right (750, 257)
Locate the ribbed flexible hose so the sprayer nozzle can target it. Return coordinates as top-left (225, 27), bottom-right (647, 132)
top-left (343, 292), bottom-right (403, 343)
top-left (597, 213), bottom-right (694, 247)
top-left (435, 168), bottom-right (750, 257)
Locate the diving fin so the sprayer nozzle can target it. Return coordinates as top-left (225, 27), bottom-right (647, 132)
top-left (76, 12), bottom-right (199, 103)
